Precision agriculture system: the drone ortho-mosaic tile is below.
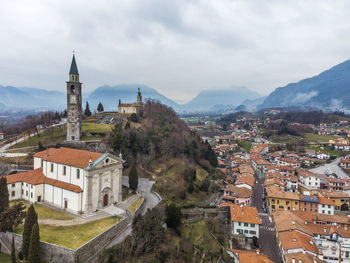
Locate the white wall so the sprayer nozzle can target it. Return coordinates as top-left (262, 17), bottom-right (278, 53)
top-left (33, 157), bottom-right (42, 169)
top-left (7, 182), bottom-right (22, 201)
top-left (232, 221), bottom-right (259, 239)
top-left (318, 204), bottom-right (334, 215)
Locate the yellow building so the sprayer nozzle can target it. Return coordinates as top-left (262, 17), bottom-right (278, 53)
top-left (318, 189), bottom-right (350, 210)
top-left (266, 185), bottom-right (300, 212)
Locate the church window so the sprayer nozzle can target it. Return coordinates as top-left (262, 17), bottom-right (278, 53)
top-left (77, 169), bottom-right (80, 179)
top-left (31, 193), bottom-right (33, 198)
top-left (50, 163), bottom-right (54, 172)
top-left (63, 166), bottom-right (67, 176)
top-left (70, 85), bottom-right (76, 94)
top-left (105, 158), bottom-right (110, 164)
top-left (41, 159), bottom-right (43, 167)
top-left (12, 191), bottom-right (15, 197)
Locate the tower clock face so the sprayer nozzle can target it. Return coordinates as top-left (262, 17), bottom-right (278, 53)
top-left (70, 95), bottom-right (77, 104)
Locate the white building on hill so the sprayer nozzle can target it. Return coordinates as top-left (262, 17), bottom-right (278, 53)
top-left (6, 147), bottom-right (123, 214)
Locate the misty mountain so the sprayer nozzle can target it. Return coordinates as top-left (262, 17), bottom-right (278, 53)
top-left (259, 60), bottom-right (350, 111)
top-left (0, 86), bottom-right (66, 110)
top-left (180, 87), bottom-right (261, 112)
top-left (85, 84), bottom-right (179, 111)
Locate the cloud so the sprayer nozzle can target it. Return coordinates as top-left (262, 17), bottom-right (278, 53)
top-left (1, 0), bottom-right (350, 102)
top-left (292, 91), bottom-right (318, 104)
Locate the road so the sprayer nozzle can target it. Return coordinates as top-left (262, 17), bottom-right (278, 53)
top-left (87, 176), bottom-right (161, 263)
top-left (309, 157), bottom-right (349, 179)
top-left (105, 176), bottom-right (161, 247)
top-left (0, 122), bottom-right (65, 157)
top-left (252, 176), bottom-right (281, 263)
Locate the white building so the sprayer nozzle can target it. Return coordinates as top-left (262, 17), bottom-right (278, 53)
top-left (221, 203), bottom-right (261, 241)
top-left (0, 132), bottom-right (4, 140)
top-left (317, 152), bottom-right (330, 160)
top-left (6, 147), bottom-right (124, 214)
top-left (317, 197), bottom-right (335, 215)
top-left (300, 173), bottom-right (321, 189)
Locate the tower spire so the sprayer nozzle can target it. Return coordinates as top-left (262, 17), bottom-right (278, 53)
top-left (69, 54), bottom-right (79, 75)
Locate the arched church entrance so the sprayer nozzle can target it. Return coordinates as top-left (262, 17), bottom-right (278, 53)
top-left (103, 194), bottom-right (108, 207)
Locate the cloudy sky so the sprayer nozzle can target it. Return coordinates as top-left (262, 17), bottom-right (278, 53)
top-left (1, 0), bottom-right (350, 103)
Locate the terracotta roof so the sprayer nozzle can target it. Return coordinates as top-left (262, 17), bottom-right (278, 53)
top-left (317, 196), bottom-right (335, 206)
top-left (273, 210), bottom-right (313, 236)
top-left (266, 185), bottom-right (300, 200)
top-left (229, 249), bottom-right (273, 263)
top-left (6, 168), bottom-right (45, 185)
top-left (44, 177), bottom-right (83, 193)
top-left (279, 230), bottom-right (319, 254)
top-left (34, 148), bottom-right (59, 159)
top-left (39, 147), bottom-right (104, 168)
top-left (235, 174), bottom-right (255, 187)
top-left (6, 168), bottom-right (83, 193)
top-left (285, 253), bottom-right (326, 263)
top-left (220, 203), bottom-right (261, 224)
top-left (319, 189), bottom-right (349, 198)
top-left (224, 185), bottom-right (252, 199)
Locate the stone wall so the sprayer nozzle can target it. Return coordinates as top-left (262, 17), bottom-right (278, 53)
top-left (2, 232), bottom-right (76, 263)
top-left (0, 217), bottom-right (131, 263)
top-left (75, 217), bottom-right (131, 263)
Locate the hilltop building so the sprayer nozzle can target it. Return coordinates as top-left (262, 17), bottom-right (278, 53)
top-left (118, 88), bottom-right (143, 114)
top-left (6, 147), bottom-right (123, 214)
top-left (66, 54), bottom-right (82, 142)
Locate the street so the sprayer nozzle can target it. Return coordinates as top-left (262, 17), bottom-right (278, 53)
top-left (252, 176), bottom-right (281, 263)
top-left (309, 157), bottom-right (349, 179)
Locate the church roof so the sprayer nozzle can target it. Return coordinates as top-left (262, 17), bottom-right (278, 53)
top-left (6, 168), bottom-right (83, 193)
top-left (69, 54), bottom-right (79, 75)
top-left (36, 147), bottom-right (104, 169)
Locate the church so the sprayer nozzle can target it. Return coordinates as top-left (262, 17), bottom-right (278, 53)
top-left (6, 55), bottom-right (124, 214)
top-left (118, 88), bottom-right (143, 115)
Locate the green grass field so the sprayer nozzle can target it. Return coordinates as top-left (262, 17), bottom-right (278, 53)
top-left (303, 133), bottom-right (338, 143)
top-left (82, 122), bottom-right (113, 134)
top-left (0, 254), bottom-right (10, 263)
top-left (306, 146), bottom-right (341, 157)
top-left (11, 200), bottom-right (73, 220)
top-left (10, 127), bottom-right (66, 149)
top-left (240, 141), bottom-right (252, 152)
top-left (14, 216), bottom-right (120, 249)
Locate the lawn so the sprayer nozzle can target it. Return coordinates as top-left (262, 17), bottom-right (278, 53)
top-left (0, 254), bottom-right (10, 263)
top-left (240, 141), bottom-right (252, 152)
top-left (82, 122), bottom-right (113, 134)
top-left (14, 216), bottom-right (120, 249)
top-left (10, 127), bottom-right (66, 149)
top-left (128, 198), bottom-right (143, 212)
top-left (184, 219), bottom-right (222, 256)
top-left (303, 133), bottom-right (338, 143)
top-left (10, 200), bottom-right (73, 220)
top-left (306, 146), bottom-right (341, 157)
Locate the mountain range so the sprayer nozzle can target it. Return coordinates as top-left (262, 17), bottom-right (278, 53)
top-left (0, 84), bottom-right (260, 113)
top-left (2, 59), bottom-right (350, 113)
top-left (259, 59), bottom-right (350, 111)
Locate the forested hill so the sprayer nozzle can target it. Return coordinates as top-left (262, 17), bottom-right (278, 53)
top-left (111, 100), bottom-right (218, 170)
top-left (110, 100), bottom-right (219, 205)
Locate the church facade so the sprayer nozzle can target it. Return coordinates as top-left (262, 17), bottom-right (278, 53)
top-left (6, 147), bottom-right (123, 214)
top-left (118, 88), bottom-right (143, 114)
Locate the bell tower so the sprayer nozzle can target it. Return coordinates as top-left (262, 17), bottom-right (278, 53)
top-left (66, 54), bottom-right (82, 142)
top-left (137, 87), bottom-right (142, 105)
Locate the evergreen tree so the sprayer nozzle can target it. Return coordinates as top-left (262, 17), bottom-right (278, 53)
top-left (111, 123), bottom-right (124, 151)
top-left (129, 164), bottom-right (138, 192)
top-left (165, 203), bottom-right (182, 231)
top-left (0, 176), bottom-right (9, 213)
top-left (27, 223), bottom-right (40, 263)
top-left (11, 236), bottom-right (16, 263)
top-left (130, 113), bottom-right (138, 122)
top-left (22, 205), bottom-right (38, 259)
top-left (84, 101), bottom-right (92, 117)
top-left (97, 102), bottom-right (104, 112)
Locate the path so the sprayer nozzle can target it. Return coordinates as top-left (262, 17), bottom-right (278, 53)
top-left (309, 157), bottom-right (349, 179)
top-left (0, 121), bottom-right (65, 157)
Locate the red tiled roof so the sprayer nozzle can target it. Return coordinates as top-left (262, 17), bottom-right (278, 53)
top-left (6, 168), bottom-right (83, 193)
top-left (38, 147), bottom-right (104, 168)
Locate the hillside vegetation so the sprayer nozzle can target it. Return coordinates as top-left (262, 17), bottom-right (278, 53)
top-left (111, 100), bottom-right (219, 205)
